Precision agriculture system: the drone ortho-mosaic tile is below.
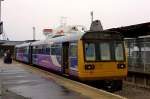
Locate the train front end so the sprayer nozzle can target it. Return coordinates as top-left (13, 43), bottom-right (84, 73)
top-left (77, 31), bottom-right (127, 90)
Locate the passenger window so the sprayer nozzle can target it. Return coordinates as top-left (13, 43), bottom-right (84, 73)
top-left (46, 48), bottom-right (50, 54)
top-left (69, 44), bottom-right (77, 57)
top-left (51, 44), bottom-right (61, 56)
top-left (85, 43), bottom-right (96, 61)
top-left (99, 43), bottom-right (111, 60)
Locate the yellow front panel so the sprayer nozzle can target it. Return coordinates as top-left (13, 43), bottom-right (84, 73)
top-left (77, 40), bottom-right (128, 80)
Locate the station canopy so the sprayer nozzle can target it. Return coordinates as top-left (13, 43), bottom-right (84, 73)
top-left (107, 22), bottom-right (150, 38)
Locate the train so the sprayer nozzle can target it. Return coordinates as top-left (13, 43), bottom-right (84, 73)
top-left (15, 20), bottom-right (127, 91)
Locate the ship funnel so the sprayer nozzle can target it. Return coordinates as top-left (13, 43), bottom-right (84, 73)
top-left (90, 20), bottom-right (103, 31)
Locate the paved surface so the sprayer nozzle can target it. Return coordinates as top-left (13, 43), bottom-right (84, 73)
top-left (0, 59), bottom-right (124, 99)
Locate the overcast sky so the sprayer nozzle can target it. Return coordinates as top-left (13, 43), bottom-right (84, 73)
top-left (2, 0), bottom-right (150, 41)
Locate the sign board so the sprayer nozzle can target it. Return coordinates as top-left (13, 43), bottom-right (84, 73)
top-left (43, 29), bottom-right (53, 36)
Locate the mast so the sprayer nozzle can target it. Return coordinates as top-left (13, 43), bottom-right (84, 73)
top-left (91, 11), bottom-right (93, 24)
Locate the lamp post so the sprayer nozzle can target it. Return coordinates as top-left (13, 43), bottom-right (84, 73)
top-left (33, 26), bottom-right (36, 40)
top-left (0, 0), bottom-right (4, 35)
top-left (0, 0), bottom-right (4, 22)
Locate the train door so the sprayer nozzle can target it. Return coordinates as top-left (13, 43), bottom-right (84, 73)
top-left (62, 42), bottom-right (69, 75)
top-left (29, 46), bottom-right (32, 64)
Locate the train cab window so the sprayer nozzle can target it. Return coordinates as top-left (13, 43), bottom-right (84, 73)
top-left (99, 43), bottom-right (111, 60)
top-left (85, 43), bottom-right (96, 61)
top-left (115, 42), bottom-right (124, 61)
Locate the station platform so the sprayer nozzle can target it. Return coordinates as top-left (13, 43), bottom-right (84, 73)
top-left (0, 59), bottom-right (125, 99)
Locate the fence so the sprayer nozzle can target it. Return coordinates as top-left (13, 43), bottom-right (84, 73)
top-left (125, 37), bottom-right (150, 73)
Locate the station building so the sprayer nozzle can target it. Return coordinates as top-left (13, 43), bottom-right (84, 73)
top-left (108, 22), bottom-right (150, 72)
top-left (0, 40), bottom-right (37, 58)
top-left (0, 40), bottom-right (24, 58)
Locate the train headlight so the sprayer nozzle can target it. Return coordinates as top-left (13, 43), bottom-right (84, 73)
top-left (85, 64), bottom-right (95, 70)
top-left (117, 64), bottom-right (126, 69)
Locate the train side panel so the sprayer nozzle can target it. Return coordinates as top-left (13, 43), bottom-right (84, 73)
top-left (32, 54), bottom-right (62, 71)
top-left (16, 47), bottom-right (30, 63)
top-left (31, 44), bottom-right (62, 73)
